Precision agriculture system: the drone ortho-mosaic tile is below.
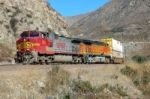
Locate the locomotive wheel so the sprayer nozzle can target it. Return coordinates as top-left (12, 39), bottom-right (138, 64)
top-left (45, 60), bottom-right (49, 65)
top-left (72, 57), bottom-right (77, 64)
top-left (78, 57), bottom-right (82, 64)
top-left (110, 60), bottom-right (114, 64)
top-left (45, 56), bottom-right (49, 65)
top-left (23, 56), bottom-right (32, 65)
top-left (38, 56), bottom-right (46, 65)
top-left (105, 58), bottom-right (110, 64)
top-left (38, 60), bottom-right (43, 65)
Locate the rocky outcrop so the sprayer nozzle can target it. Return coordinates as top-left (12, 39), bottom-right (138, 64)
top-left (0, 0), bottom-right (68, 61)
top-left (68, 0), bottom-right (150, 41)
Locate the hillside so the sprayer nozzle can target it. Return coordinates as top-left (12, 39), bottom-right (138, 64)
top-left (0, 0), bottom-right (68, 61)
top-left (68, 0), bottom-right (150, 42)
top-left (66, 13), bottom-right (90, 27)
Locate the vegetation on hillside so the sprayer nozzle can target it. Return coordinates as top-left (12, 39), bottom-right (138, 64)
top-left (121, 62), bottom-right (150, 98)
top-left (0, 43), bottom-right (15, 62)
top-left (0, 64), bottom-right (140, 99)
top-left (132, 55), bottom-right (148, 63)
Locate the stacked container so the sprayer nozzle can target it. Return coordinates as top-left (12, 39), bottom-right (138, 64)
top-left (101, 38), bottom-right (124, 58)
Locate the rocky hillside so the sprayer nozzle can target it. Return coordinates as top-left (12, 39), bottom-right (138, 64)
top-left (68, 0), bottom-right (150, 41)
top-left (66, 13), bottom-right (91, 27)
top-left (0, 0), bottom-right (68, 61)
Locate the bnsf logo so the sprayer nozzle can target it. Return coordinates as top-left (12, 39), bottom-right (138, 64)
top-left (24, 42), bottom-right (33, 49)
top-left (17, 42), bottom-right (33, 49)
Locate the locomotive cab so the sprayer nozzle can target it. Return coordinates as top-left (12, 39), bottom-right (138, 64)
top-left (17, 31), bottom-right (53, 53)
top-left (17, 31), bottom-right (40, 52)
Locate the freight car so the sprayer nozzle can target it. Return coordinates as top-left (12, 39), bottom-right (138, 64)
top-left (15, 31), bottom-right (124, 64)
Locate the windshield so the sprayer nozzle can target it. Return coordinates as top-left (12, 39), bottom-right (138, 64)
top-left (21, 32), bottom-right (29, 38)
top-left (20, 31), bottom-right (39, 38)
top-left (30, 32), bottom-right (39, 37)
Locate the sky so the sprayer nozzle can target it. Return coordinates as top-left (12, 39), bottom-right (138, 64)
top-left (48, 0), bottom-right (110, 17)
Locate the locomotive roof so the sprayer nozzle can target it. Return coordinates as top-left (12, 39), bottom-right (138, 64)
top-left (21, 31), bottom-right (107, 45)
top-left (22, 31), bottom-right (48, 34)
top-left (72, 38), bottom-right (106, 45)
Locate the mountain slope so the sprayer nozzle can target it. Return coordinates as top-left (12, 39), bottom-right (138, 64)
top-left (65, 13), bottom-right (90, 27)
top-left (68, 0), bottom-right (150, 41)
top-left (0, 0), bottom-right (68, 61)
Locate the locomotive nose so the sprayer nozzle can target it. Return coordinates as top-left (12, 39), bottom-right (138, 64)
top-left (23, 41), bottom-right (33, 49)
top-left (17, 40), bottom-right (33, 51)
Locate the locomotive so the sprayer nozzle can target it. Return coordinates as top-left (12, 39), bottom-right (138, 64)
top-left (15, 31), bottom-right (124, 64)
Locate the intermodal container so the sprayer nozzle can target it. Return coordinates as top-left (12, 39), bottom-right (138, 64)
top-left (101, 38), bottom-right (124, 58)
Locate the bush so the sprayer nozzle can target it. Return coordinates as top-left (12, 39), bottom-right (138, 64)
top-left (132, 55), bottom-right (147, 63)
top-left (120, 66), bottom-right (137, 78)
top-left (121, 64), bottom-right (150, 98)
top-left (10, 18), bottom-right (18, 33)
top-left (72, 80), bottom-right (94, 94)
top-left (110, 84), bottom-right (128, 97)
top-left (71, 80), bottom-right (128, 98)
top-left (142, 71), bottom-right (150, 85)
top-left (111, 27), bottom-right (124, 33)
top-left (43, 65), bottom-right (70, 95)
top-left (0, 43), bottom-right (14, 61)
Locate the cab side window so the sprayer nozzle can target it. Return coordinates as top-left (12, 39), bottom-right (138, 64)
top-left (21, 32), bottom-right (29, 38)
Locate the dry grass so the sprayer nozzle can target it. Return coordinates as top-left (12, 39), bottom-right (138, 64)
top-left (0, 43), bottom-right (15, 62)
top-left (122, 61), bottom-right (150, 98)
top-left (0, 69), bottom-right (44, 99)
top-left (64, 65), bottom-right (142, 98)
top-left (0, 64), bottom-right (145, 99)
top-left (43, 65), bottom-right (70, 95)
top-left (0, 65), bottom-right (71, 99)
top-left (125, 61), bottom-right (150, 77)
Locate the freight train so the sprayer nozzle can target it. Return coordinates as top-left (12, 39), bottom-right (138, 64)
top-left (15, 31), bottom-right (124, 64)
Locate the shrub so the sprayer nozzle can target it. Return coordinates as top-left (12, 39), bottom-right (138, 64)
top-left (71, 79), bottom-right (106, 99)
top-left (52, 64), bottom-right (60, 73)
top-left (43, 65), bottom-right (70, 95)
top-left (98, 83), bottom-right (127, 97)
top-left (10, 18), bottom-right (18, 33)
top-left (121, 64), bottom-right (150, 98)
top-left (71, 80), bottom-right (128, 98)
top-left (28, 21), bottom-right (33, 24)
top-left (62, 93), bottom-right (71, 99)
top-left (110, 84), bottom-right (128, 97)
top-left (133, 78), bottom-right (141, 86)
top-left (141, 71), bottom-right (150, 85)
top-left (26, 14), bottom-right (32, 18)
top-left (132, 55), bottom-right (147, 63)
top-left (120, 66), bottom-right (137, 78)
top-left (111, 27), bottom-right (124, 33)
top-left (0, 43), bottom-right (14, 61)
top-left (72, 80), bottom-right (94, 94)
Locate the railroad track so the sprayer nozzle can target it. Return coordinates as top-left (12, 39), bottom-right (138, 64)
top-left (0, 63), bottom-right (123, 73)
top-left (0, 64), bottom-right (16, 67)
